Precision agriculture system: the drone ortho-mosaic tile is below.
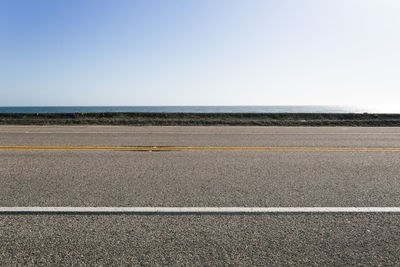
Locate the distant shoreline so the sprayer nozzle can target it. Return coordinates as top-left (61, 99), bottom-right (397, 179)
top-left (1, 112), bottom-right (400, 126)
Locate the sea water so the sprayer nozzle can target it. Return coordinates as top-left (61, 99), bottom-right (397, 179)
top-left (0, 105), bottom-right (397, 114)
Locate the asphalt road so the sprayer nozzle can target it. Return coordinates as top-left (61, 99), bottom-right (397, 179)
top-left (1, 126), bottom-right (400, 265)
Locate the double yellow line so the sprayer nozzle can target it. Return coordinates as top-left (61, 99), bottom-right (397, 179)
top-left (1, 146), bottom-right (400, 151)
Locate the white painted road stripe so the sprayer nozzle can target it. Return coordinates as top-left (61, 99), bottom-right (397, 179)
top-left (1, 131), bottom-right (400, 135)
top-left (1, 207), bottom-right (400, 214)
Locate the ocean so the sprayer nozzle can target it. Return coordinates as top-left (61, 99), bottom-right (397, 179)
top-left (0, 106), bottom-right (397, 114)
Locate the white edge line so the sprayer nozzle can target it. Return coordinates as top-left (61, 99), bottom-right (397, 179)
top-left (1, 131), bottom-right (400, 135)
top-left (1, 207), bottom-right (400, 214)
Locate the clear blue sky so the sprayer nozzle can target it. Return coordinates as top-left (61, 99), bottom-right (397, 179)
top-left (1, 0), bottom-right (399, 106)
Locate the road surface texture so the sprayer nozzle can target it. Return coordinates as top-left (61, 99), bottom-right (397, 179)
top-left (1, 126), bottom-right (400, 265)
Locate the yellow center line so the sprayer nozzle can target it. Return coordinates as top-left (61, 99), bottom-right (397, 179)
top-left (1, 146), bottom-right (400, 151)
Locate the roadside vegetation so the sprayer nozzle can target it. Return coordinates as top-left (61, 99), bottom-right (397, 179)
top-left (1, 113), bottom-right (400, 126)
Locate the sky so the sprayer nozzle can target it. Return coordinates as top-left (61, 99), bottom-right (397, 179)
top-left (1, 0), bottom-right (399, 106)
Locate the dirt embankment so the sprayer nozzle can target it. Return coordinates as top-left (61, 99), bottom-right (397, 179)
top-left (1, 112), bottom-right (400, 126)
